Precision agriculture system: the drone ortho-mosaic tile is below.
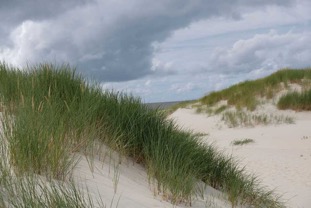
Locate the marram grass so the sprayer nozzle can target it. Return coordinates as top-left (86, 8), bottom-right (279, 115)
top-left (0, 62), bottom-right (284, 207)
top-left (221, 110), bottom-right (294, 128)
top-left (0, 123), bottom-right (99, 208)
top-left (278, 89), bottom-right (311, 111)
top-left (232, 138), bottom-right (255, 146)
top-left (199, 68), bottom-right (311, 111)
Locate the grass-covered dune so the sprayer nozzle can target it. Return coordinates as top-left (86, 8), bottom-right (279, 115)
top-left (197, 68), bottom-right (311, 111)
top-left (278, 89), bottom-right (311, 111)
top-left (0, 63), bottom-right (284, 207)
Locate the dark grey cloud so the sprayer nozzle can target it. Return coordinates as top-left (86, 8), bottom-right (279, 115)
top-left (0, 0), bottom-right (90, 46)
top-left (0, 0), bottom-right (294, 82)
top-left (0, 0), bottom-right (89, 24)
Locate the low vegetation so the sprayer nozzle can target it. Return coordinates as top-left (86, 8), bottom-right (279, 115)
top-left (222, 110), bottom-right (294, 128)
top-left (194, 104), bottom-right (228, 116)
top-left (214, 105), bottom-right (227, 114)
top-left (200, 68), bottom-right (311, 111)
top-left (278, 89), bottom-right (311, 111)
top-left (232, 139), bottom-right (255, 146)
top-left (0, 62), bottom-right (284, 207)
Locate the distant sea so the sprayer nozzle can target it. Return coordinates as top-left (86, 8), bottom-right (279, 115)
top-left (144, 100), bottom-right (193, 110)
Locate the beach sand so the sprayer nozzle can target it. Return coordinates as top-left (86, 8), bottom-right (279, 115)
top-left (169, 104), bottom-right (311, 208)
top-left (73, 146), bottom-right (232, 208)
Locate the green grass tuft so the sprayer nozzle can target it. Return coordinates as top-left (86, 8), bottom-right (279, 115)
top-left (277, 89), bottom-right (311, 111)
top-left (214, 105), bottom-right (227, 114)
top-left (232, 138), bottom-right (255, 146)
top-left (221, 110), bottom-right (294, 128)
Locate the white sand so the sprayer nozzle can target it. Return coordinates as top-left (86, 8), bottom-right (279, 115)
top-left (73, 147), bottom-right (232, 208)
top-left (169, 104), bottom-right (311, 208)
top-left (73, 153), bottom-right (174, 208)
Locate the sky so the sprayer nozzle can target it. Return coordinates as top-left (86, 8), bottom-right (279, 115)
top-left (0, 0), bottom-right (311, 103)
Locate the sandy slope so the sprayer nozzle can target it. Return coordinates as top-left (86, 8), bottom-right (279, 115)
top-left (169, 105), bottom-right (311, 208)
top-left (73, 147), bottom-right (231, 208)
top-left (2, 101), bottom-right (310, 207)
top-left (73, 152), bottom-right (174, 208)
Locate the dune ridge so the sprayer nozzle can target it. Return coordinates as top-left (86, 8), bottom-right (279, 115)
top-left (1, 64), bottom-right (310, 207)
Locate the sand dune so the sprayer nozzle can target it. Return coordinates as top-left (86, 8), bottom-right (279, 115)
top-left (71, 100), bottom-right (311, 207)
top-left (2, 104), bottom-right (310, 207)
top-left (169, 104), bottom-right (311, 208)
top-left (73, 146), bottom-right (232, 208)
top-left (71, 98), bottom-right (311, 207)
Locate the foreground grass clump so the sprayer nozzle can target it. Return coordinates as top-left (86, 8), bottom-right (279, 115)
top-left (278, 89), bottom-right (311, 111)
top-left (0, 62), bottom-right (284, 207)
top-left (0, 64), bottom-right (99, 180)
top-left (0, 129), bottom-right (99, 208)
top-left (200, 68), bottom-right (311, 110)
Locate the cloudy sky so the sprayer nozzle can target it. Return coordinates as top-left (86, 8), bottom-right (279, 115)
top-left (1, 0), bottom-right (310, 102)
